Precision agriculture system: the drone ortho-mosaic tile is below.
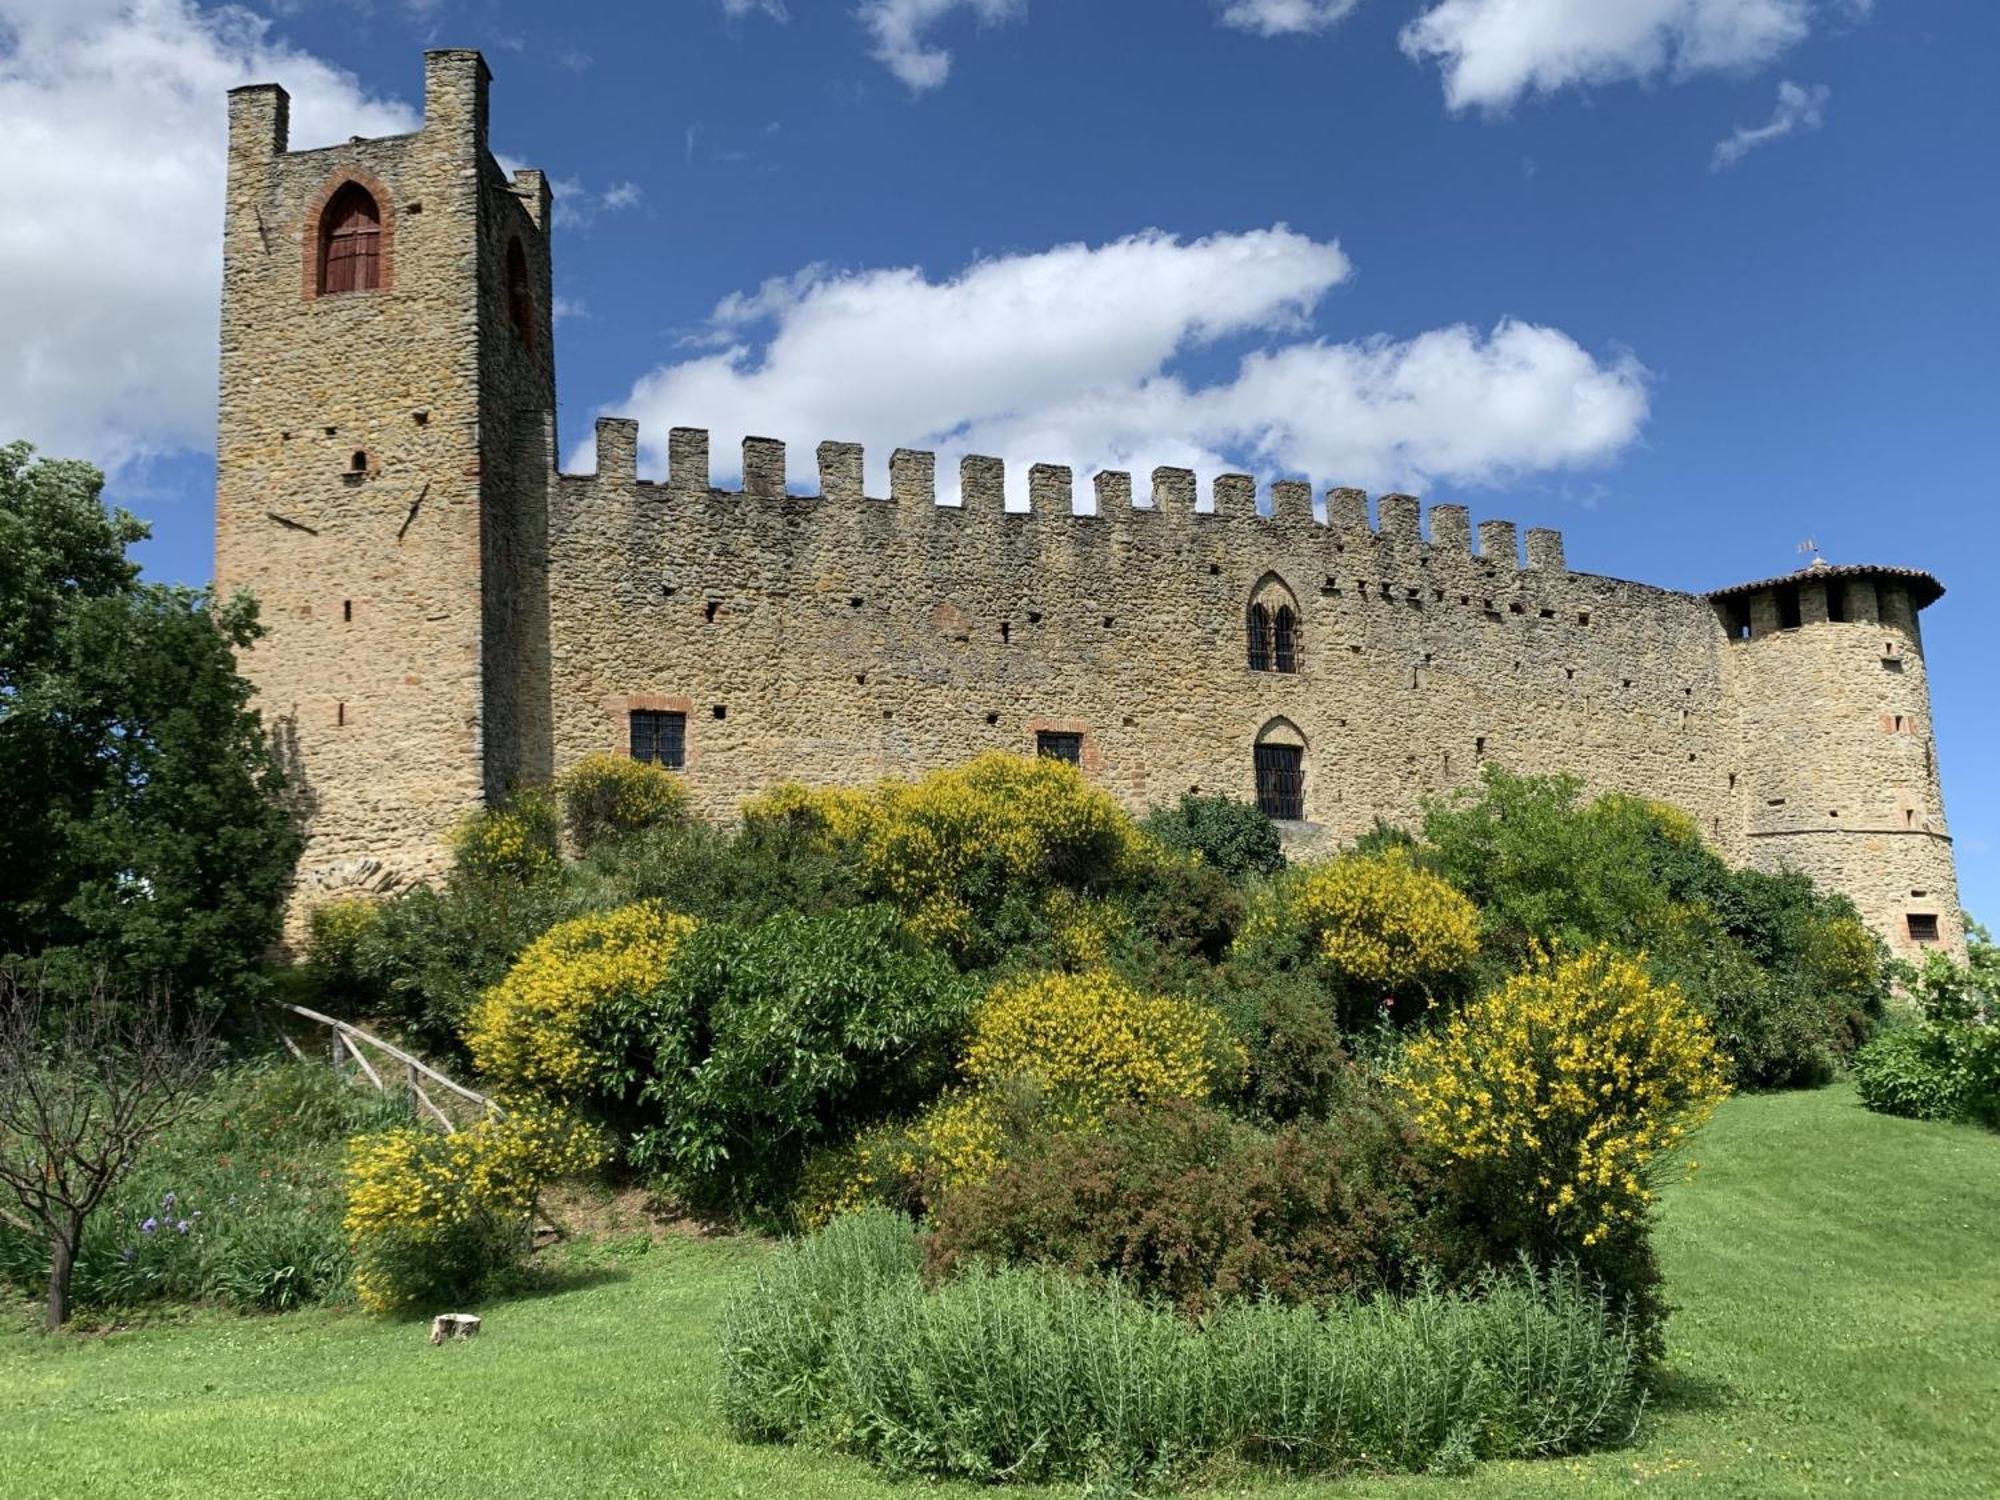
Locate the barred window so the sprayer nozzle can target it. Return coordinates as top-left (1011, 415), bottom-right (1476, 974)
top-left (1255, 742), bottom-right (1305, 821)
top-left (1272, 605), bottom-right (1298, 673)
top-left (1908, 912), bottom-right (1940, 945)
top-left (1036, 730), bottom-right (1083, 766)
top-left (630, 709), bottom-right (686, 769)
top-left (1246, 603), bottom-right (1272, 672)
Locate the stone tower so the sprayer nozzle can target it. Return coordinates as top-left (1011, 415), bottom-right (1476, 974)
top-left (1714, 563), bottom-right (1963, 956)
top-left (216, 51), bottom-right (555, 907)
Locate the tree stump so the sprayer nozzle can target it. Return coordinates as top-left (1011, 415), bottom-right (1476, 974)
top-left (429, 1313), bottom-right (481, 1345)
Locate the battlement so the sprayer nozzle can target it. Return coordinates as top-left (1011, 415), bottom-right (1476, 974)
top-left (575, 418), bottom-right (1568, 574)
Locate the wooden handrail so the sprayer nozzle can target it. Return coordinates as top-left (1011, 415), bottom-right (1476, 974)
top-left (273, 1002), bottom-right (499, 1117)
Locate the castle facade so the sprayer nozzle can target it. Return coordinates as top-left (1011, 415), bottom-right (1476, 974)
top-left (216, 52), bottom-right (1965, 957)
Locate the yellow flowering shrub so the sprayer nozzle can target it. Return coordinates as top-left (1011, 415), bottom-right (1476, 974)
top-left (558, 754), bottom-right (689, 851)
top-left (451, 788), bottom-right (561, 882)
top-left (744, 754), bottom-right (1141, 954)
top-left (343, 1104), bottom-right (605, 1313)
top-left (1239, 851), bottom-right (1480, 999)
top-left (464, 901), bottom-right (698, 1096)
top-left (1393, 946), bottom-right (1730, 1250)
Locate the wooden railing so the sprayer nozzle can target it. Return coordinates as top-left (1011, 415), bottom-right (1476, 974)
top-left (274, 1002), bottom-right (499, 1134)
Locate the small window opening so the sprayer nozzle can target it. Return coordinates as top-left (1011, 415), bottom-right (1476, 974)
top-left (855, 673), bottom-right (867, 685)
top-left (1509, 601), bottom-right (1525, 615)
top-left (849, 596), bottom-right (864, 609)
top-left (1208, 563), bottom-right (1220, 576)
top-left (1767, 797), bottom-right (1787, 807)
top-left (1254, 743), bottom-right (1305, 821)
top-left (712, 704), bottom-right (727, 720)
top-left (1775, 584), bottom-right (1803, 631)
top-left (1722, 599), bottom-right (1752, 640)
top-left (986, 712), bottom-right (1000, 726)
top-left (1036, 730), bottom-right (1083, 765)
top-left (336, 702), bottom-right (346, 727)
top-left (1912, 889), bottom-right (1929, 899)
top-left (350, 451), bottom-right (368, 473)
top-left (704, 601), bottom-right (719, 623)
top-left (1578, 612), bottom-right (1592, 626)
top-left (1102, 615), bottom-right (1115, 630)
top-left (1000, 620), bottom-right (1011, 644)
top-left (629, 710), bottom-right (686, 770)
top-left (1908, 913), bottom-right (1941, 945)
top-left (413, 410), bottom-right (429, 426)
top-left (1475, 736), bottom-right (1487, 759)
top-left (342, 599), bottom-right (352, 623)
top-left (1539, 607), bottom-right (1556, 620)
top-left (1028, 611), bottom-right (1043, 625)
top-left (1826, 580), bottom-right (1849, 623)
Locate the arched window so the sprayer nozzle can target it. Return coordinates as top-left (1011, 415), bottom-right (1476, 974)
top-left (1273, 605), bottom-right (1298, 673)
top-left (319, 183), bottom-right (382, 294)
top-left (1254, 718), bottom-right (1307, 822)
top-left (1246, 602), bottom-right (1272, 672)
top-left (1246, 574), bottom-right (1301, 674)
top-left (506, 238), bottom-right (535, 351)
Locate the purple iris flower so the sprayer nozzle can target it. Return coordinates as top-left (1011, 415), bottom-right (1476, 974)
top-left (140, 1217), bottom-right (158, 1235)
top-left (175, 1220), bottom-right (191, 1234)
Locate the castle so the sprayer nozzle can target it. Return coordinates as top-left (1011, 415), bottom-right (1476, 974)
top-left (215, 51), bottom-right (1965, 957)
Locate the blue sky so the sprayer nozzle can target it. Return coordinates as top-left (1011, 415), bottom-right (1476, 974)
top-left (2, 0), bottom-right (1994, 922)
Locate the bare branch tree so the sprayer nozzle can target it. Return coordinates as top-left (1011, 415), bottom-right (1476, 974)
top-left (0, 974), bottom-right (214, 1331)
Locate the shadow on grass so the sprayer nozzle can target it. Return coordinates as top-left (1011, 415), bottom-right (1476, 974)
top-left (1647, 1365), bottom-right (1736, 1417)
top-left (478, 1262), bottom-right (634, 1310)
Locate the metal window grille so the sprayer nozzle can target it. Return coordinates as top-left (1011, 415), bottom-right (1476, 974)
top-left (1908, 912), bottom-right (1941, 944)
top-left (1247, 603), bottom-right (1272, 672)
top-left (629, 710), bottom-right (686, 770)
top-left (1036, 730), bottom-right (1083, 765)
top-left (1273, 605), bottom-right (1299, 673)
top-left (1255, 743), bottom-right (1305, 821)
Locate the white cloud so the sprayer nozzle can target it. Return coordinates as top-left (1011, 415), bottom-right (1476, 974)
top-left (587, 227), bottom-right (1649, 504)
top-left (721, 0), bottom-right (788, 17)
top-left (0, 0), bottom-right (415, 471)
top-left (1711, 79), bottom-right (1829, 169)
top-left (551, 176), bottom-right (644, 228)
top-left (1215, 0), bottom-right (1362, 38)
top-left (856, 0), bottom-right (1024, 94)
top-left (1400, 0), bottom-right (1864, 111)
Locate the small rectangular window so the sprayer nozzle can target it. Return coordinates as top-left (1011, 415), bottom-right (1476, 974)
top-left (1908, 913), bottom-right (1941, 945)
top-left (630, 709), bottom-right (686, 770)
top-left (1254, 743), bottom-right (1305, 821)
top-left (1776, 584), bottom-right (1803, 631)
top-left (1826, 580), bottom-right (1848, 622)
top-left (1035, 730), bottom-right (1083, 765)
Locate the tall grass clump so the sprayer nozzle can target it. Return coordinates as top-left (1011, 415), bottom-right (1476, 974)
top-left (718, 1213), bottom-right (1643, 1489)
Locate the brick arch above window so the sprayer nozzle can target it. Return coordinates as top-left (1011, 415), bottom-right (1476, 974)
top-left (302, 169), bottom-right (397, 300)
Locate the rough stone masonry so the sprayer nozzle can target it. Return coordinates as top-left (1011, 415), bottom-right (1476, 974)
top-left (214, 50), bottom-right (1966, 959)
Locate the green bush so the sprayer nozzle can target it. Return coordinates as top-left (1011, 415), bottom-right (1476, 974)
top-left (1207, 964), bottom-right (1357, 1123)
top-left (923, 1097), bottom-right (1435, 1316)
top-left (1140, 793), bottom-right (1285, 879)
top-left (719, 1212), bottom-right (1643, 1489)
top-left (1853, 945), bottom-right (1999, 1129)
top-left (604, 905), bottom-right (974, 1218)
top-left (558, 754), bottom-right (690, 853)
top-left (0, 1062), bottom-right (408, 1315)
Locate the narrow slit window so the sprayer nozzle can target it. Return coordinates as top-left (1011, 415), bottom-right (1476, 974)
top-left (629, 709), bottom-right (686, 770)
top-left (1826, 580), bottom-right (1848, 623)
top-left (1254, 742), bottom-right (1305, 821)
top-left (506, 238), bottom-right (535, 351)
top-left (1035, 730), bottom-right (1083, 765)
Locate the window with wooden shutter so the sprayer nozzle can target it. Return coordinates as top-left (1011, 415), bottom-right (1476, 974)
top-left (320, 184), bottom-right (382, 295)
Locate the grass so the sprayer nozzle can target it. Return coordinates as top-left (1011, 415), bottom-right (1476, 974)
top-left (2, 1085), bottom-right (1997, 1498)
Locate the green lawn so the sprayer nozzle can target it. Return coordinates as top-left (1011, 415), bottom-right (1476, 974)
top-left (4, 1086), bottom-right (1997, 1499)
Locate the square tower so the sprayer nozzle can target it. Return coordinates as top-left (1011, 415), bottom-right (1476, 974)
top-left (216, 51), bottom-right (554, 918)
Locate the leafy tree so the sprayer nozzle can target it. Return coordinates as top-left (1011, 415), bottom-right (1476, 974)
top-left (1140, 793), bottom-right (1286, 879)
top-left (0, 443), bottom-right (298, 1001)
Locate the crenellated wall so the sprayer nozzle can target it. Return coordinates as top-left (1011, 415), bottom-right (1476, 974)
top-left (546, 421), bottom-right (1737, 861)
top-left (217, 48), bottom-right (1963, 961)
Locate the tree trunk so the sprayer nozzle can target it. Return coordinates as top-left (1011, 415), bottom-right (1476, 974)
top-left (45, 1227), bottom-right (76, 1333)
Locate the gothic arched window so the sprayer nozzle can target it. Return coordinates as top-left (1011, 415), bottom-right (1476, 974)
top-left (1273, 605), bottom-right (1298, 673)
top-left (319, 183), bottom-right (382, 295)
top-left (1246, 602), bottom-right (1273, 672)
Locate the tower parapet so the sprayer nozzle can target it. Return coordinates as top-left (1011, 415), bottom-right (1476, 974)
top-left (1713, 562), bottom-right (1961, 957)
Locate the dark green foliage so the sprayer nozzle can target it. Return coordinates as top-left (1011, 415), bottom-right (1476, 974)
top-left (1206, 964), bottom-right (1357, 1123)
top-left (1141, 792), bottom-right (1285, 879)
top-left (0, 442), bottom-right (299, 1004)
top-left (719, 1210), bottom-right (1643, 1489)
top-left (924, 1097), bottom-right (1435, 1315)
top-left (602, 906), bottom-right (973, 1219)
top-left (0, 1062), bottom-right (407, 1315)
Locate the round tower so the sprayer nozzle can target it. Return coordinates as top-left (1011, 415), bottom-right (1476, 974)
top-left (1713, 562), bottom-right (1963, 959)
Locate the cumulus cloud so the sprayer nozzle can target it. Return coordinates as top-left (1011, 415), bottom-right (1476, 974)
top-left (1401, 0), bottom-right (1865, 111)
top-left (720, 0), bottom-right (788, 19)
top-left (1711, 79), bottom-right (1829, 169)
top-left (856, 0), bottom-right (1025, 93)
top-left (550, 176), bottom-right (643, 229)
top-left (1215, 0), bottom-right (1362, 38)
top-left (0, 0), bottom-right (415, 472)
top-left (589, 227), bottom-right (1649, 505)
